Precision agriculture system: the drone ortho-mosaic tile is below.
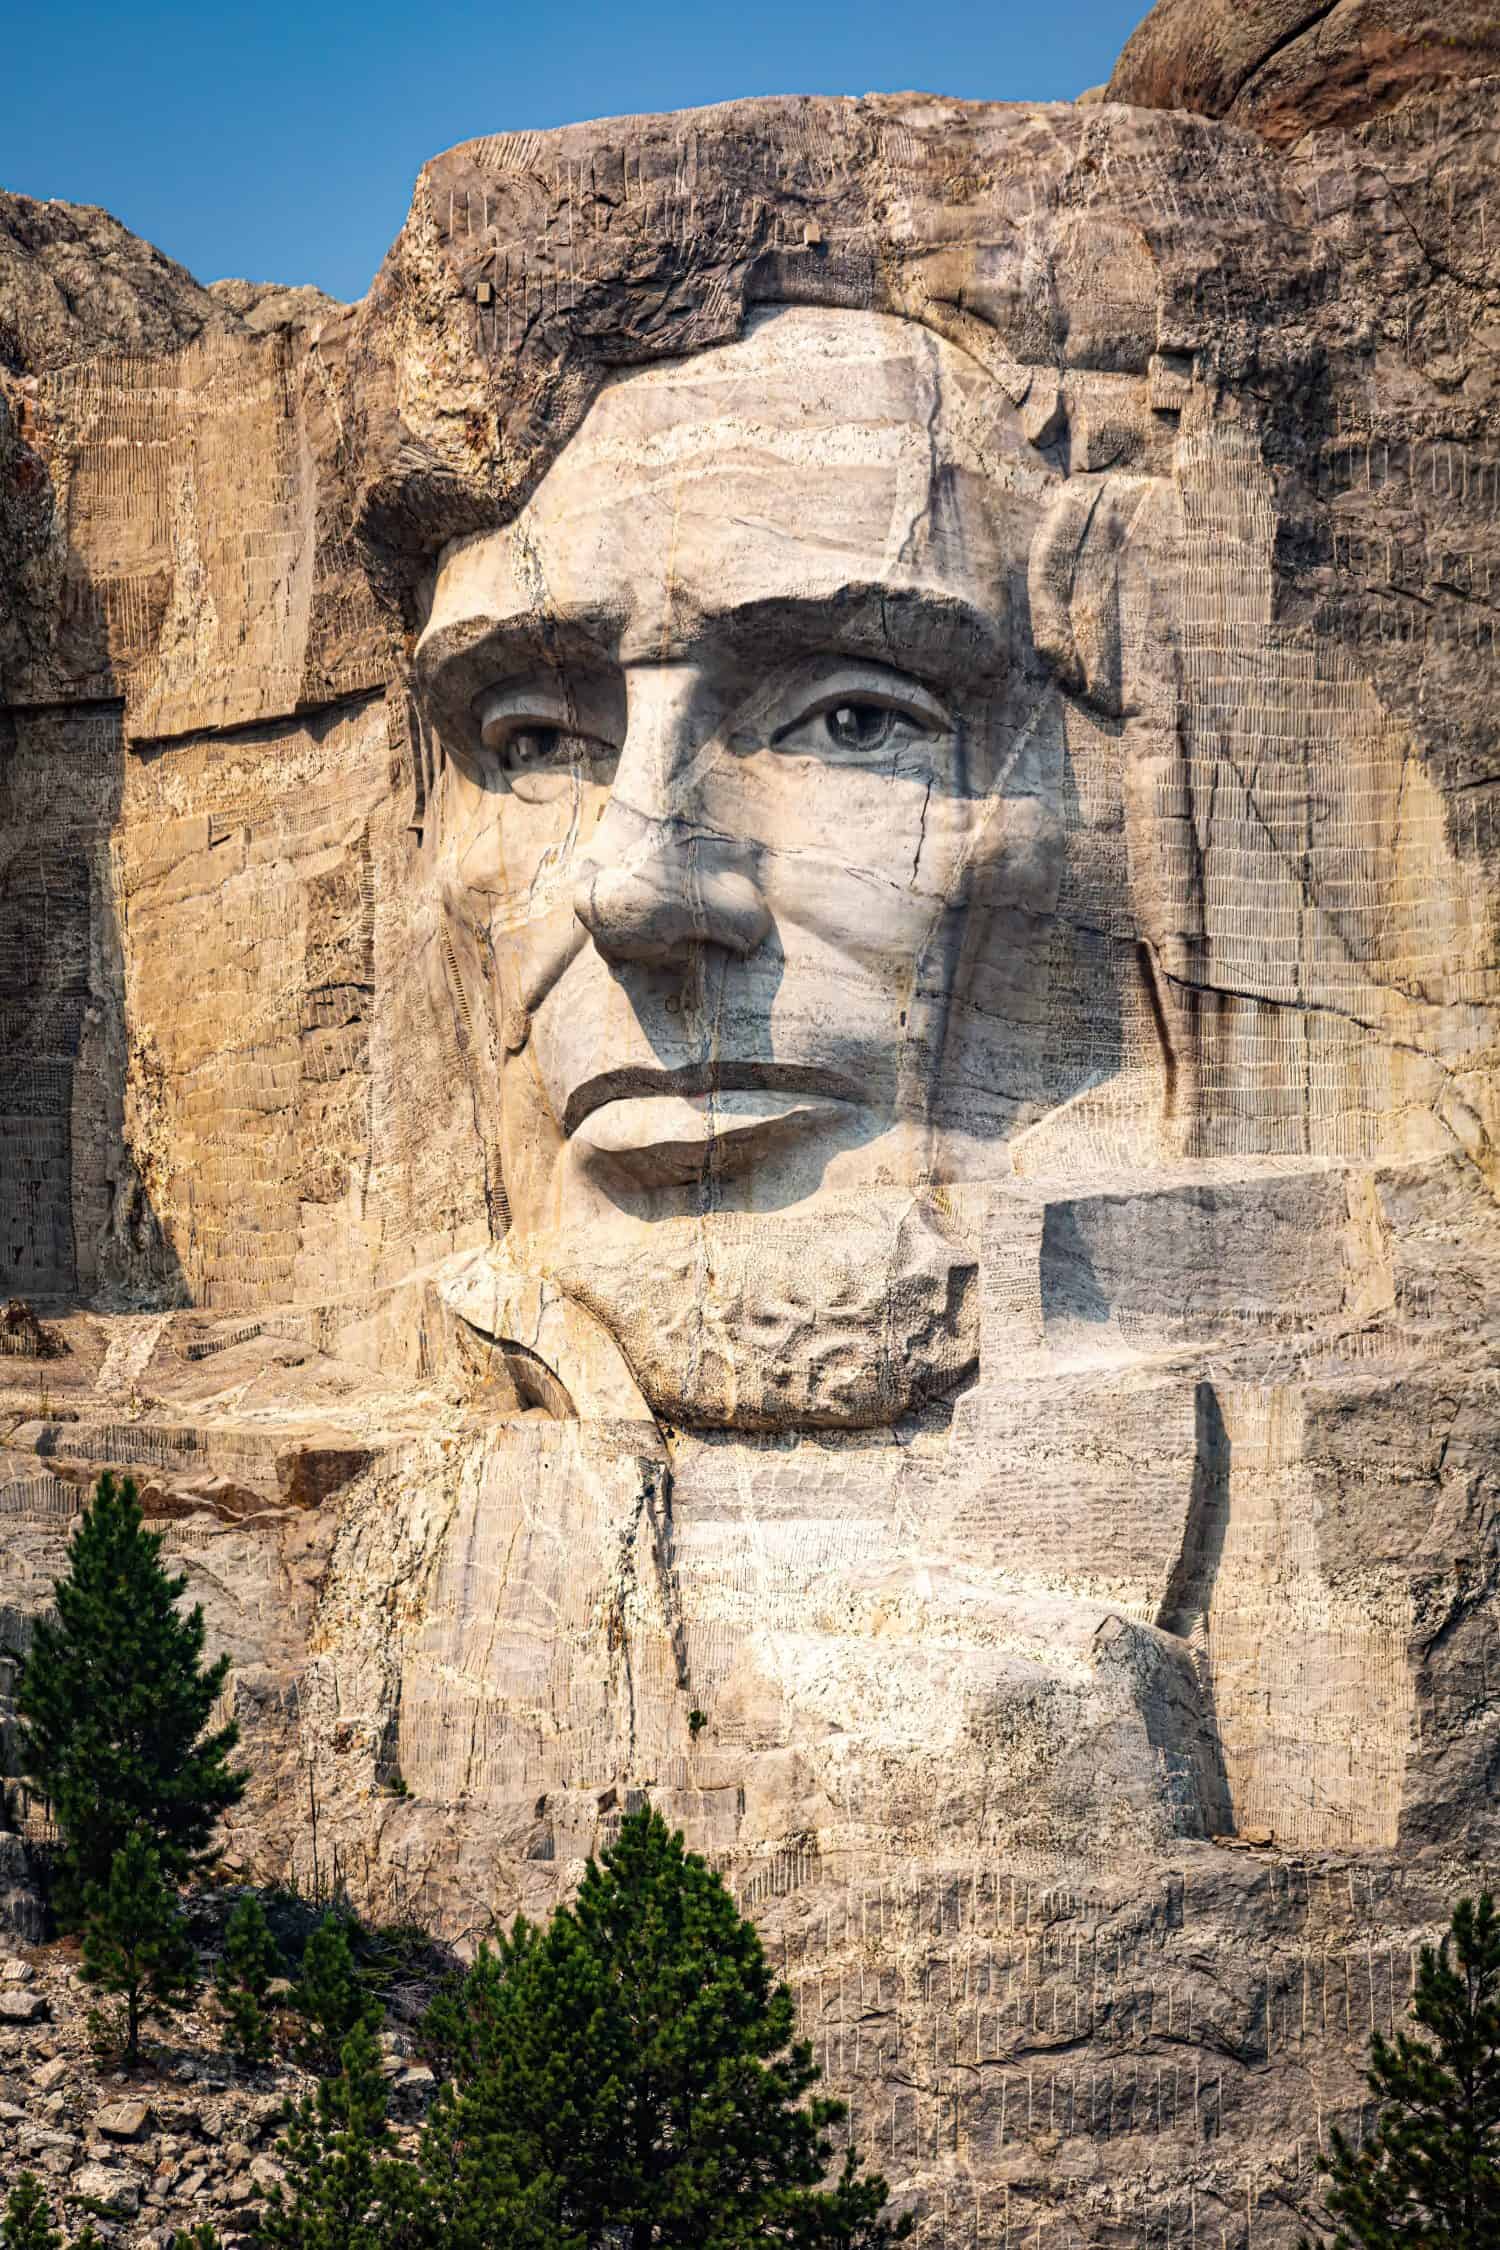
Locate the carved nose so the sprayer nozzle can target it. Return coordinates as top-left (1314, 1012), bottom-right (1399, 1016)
top-left (574, 666), bottom-right (772, 968)
top-left (573, 835), bottom-right (770, 968)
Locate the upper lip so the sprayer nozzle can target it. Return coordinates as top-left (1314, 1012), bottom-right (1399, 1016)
top-left (564, 1062), bottom-right (862, 1137)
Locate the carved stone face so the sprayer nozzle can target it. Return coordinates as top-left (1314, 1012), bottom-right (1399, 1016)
top-left (419, 307), bottom-right (1071, 1265)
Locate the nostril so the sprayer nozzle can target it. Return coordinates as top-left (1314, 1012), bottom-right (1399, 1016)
top-left (573, 856), bottom-right (770, 967)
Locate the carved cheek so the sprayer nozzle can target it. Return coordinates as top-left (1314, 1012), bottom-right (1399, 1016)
top-left (749, 763), bottom-right (981, 972)
top-left (440, 809), bottom-right (507, 908)
top-left (441, 771), bottom-right (607, 929)
top-left (966, 793), bottom-right (1067, 922)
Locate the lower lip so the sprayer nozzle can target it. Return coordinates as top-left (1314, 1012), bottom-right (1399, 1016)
top-left (571, 1089), bottom-right (850, 1189)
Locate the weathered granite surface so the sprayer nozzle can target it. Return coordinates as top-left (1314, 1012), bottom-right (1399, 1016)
top-left (1106, 0), bottom-right (1500, 142)
top-left (5, 1), bottom-right (1500, 2239)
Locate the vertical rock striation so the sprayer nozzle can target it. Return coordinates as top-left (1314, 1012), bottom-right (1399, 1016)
top-left (5, 6), bottom-right (1500, 2237)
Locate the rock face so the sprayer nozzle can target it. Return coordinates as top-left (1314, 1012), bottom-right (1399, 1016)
top-left (1107, 0), bottom-right (1500, 141)
top-left (0, 191), bottom-right (239, 376)
top-left (5, 5), bottom-right (1500, 2240)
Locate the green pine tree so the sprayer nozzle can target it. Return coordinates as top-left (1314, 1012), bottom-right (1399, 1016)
top-left (294, 1909), bottom-right (380, 2073)
top-left (0, 2177), bottom-right (61, 2250)
top-left (80, 1828), bottom-right (199, 2068)
top-left (215, 1892), bottom-right (284, 2066)
top-left (167, 2229), bottom-right (222, 2250)
top-left (415, 1806), bottom-right (910, 2250)
top-left (1303, 1891), bottom-right (1500, 2249)
top-left (416, 1937), bottom-right (507, 2081)
top-left (16, 1471), bottom-right (247, 1919)
top-left (260, 2016), bottom-right (404, 2250)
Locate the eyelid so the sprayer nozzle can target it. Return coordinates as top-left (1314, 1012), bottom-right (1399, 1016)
top-left (767, 662), bottom-right (951, 745)
top-left (471, 677), bottom-right (624, 755)
top-left (474, 683), bottom-right (574, 751)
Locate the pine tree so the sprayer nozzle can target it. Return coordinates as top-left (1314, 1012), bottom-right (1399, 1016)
top-left (294, 1909), bottom-right (380, 2072)
top-left (167, 2229), bottom-right (222, 2250)
top-left (416, 1937), bottom-right (507, 2081)
top-left (215, 1892), bottom-right (283, 2066)
top-left (1303, 1891), bottom-right (1500, 2249)
top-left (415, 1806), bottom-right (910, 2250)
top-left (16, 1472), bottom-right (246, 1918)
top-left (80, 1829), bottom-right (199, 2068)
top-left (0, 2177), bottom-right (60, 2250)
top-left (260, 2017), bottom-right (404, 2250)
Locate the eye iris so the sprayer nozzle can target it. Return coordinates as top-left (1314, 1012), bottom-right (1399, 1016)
top-left (826, 703), bottom-right (892, 751)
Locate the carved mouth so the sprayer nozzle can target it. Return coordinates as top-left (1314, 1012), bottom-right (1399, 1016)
top-left (563, 1061), bottom-right (863, 1138)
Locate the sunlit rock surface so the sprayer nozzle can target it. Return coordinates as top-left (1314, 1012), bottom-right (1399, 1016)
top-left (5, 4), bottom-right (1500, 2235)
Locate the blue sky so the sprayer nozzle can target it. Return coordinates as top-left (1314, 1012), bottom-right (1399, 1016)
top-left (2, 0), bottom-right (1145, 303)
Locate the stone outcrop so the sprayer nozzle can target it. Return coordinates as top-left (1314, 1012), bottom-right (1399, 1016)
top-left (1106, 0), bottom-right (1500, 141)
top-left (6, 1), bottom-right (1500, 2240)
top-left (0, 192), bottom-right (238, 377)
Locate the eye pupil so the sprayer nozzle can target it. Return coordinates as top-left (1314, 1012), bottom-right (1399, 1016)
top-left (509, 727), bottom-right (561, 768)
top-left (826, 703), bottom-right (892, 750)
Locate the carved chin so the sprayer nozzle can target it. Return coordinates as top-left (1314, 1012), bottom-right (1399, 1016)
top-left (535, 1190), bottom-right (979, 1431)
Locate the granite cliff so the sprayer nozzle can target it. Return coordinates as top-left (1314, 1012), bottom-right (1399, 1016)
top-left (4, 0), bottom-right (1500, 2239)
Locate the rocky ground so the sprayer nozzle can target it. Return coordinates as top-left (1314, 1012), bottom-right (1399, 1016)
top-left (0, 1912), bottom-right (438, 2242)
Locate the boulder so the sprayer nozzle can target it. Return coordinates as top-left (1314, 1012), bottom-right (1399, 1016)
top-left (70, 2163), bottom-right (140, 2217)
top-left (0, 1991), bottom-right (48, 2024)
top-left (95, 2098), bottom-right (153, 2141)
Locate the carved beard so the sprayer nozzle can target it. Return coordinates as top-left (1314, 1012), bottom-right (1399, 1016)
top-left (447, 1189), bottom-right (979, 1432)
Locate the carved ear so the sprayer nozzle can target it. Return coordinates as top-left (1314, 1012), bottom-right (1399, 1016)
top-left (1028, 475), bottom-right (1154, 718)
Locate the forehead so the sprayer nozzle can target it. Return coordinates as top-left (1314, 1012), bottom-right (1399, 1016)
top-left (424, 307), bottom-right (1043, 666)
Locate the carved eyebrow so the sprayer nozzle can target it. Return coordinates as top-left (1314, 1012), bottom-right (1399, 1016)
top-left (416, 578), bottom-right (1010, 745)
top-left (415, 611), bottom-right (619, 755)
top-left (698, 584), bottom-right (1011, 686)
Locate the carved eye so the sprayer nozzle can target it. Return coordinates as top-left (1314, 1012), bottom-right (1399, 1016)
top-left (470, 713), bottom-right (594, 803)
top-left (504, 726), bottom-right (564, 771)
top-left (769, 668), bottom-right (950, 760)
top-left (824, 703), bottom-right (896, 752)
